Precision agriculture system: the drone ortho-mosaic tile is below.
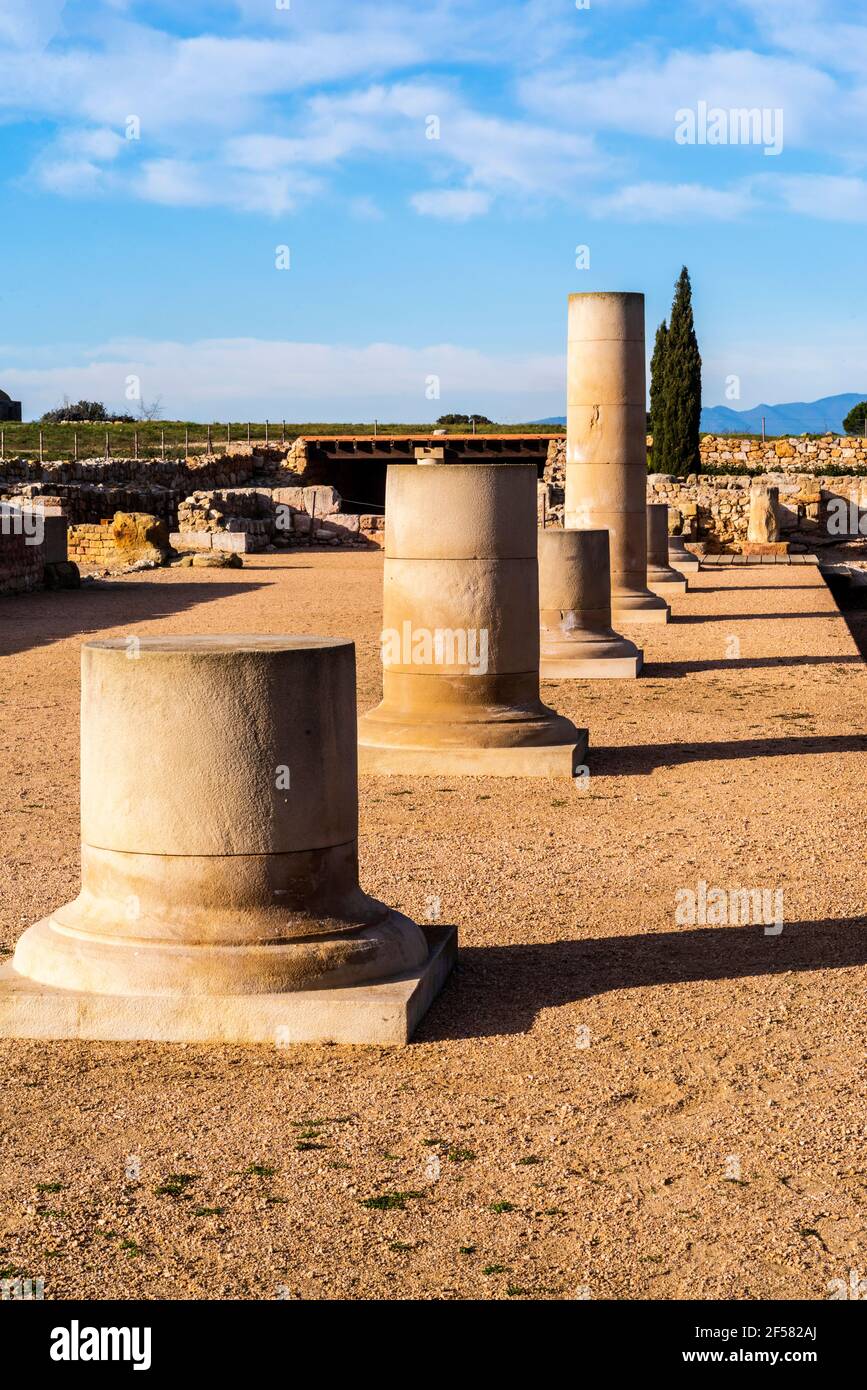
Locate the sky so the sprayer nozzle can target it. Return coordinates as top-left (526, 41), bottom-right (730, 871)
top-left (0, 0), bottom-right (865, 422)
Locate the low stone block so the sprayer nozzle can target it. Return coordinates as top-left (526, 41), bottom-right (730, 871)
top-left (272, 487), bottom-right (306, 509)
top-left (303, 484), bottom-right (341, 517)
top-left (213, 531), bottom-right (249, 553)
top-left (170, 531), bottom-right (213, 552)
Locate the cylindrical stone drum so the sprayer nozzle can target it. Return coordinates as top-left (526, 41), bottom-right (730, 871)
top-left (647, 503), bottom-right (687, 588)
top-left (538, 528), bottom-right (641, 675)
top-left (13, 636), bottom-right (427, 995)
top-left (564, 292), bottom-right (668, 623)
top-left (358, 464), bottom-right (583, 770)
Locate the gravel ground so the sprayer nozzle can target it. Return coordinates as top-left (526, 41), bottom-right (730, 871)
top-left (1, 554), bottom-right (865, 1301)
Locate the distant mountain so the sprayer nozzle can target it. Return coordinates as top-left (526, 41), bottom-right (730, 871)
top-left (533, 393), bottom-right (867, 436)
top-left (700, 393), bottom-right (867, 436)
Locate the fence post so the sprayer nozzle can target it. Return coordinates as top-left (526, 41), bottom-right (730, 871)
top-left (185, 426), bottom-right (189, 456)
top-left (281, 418), bottom-right (285, 445)
top-left (265, 419), bottom-right (269, 443)
top-left (247, 422), bottom-right (251, 443)
top-left (227, 422), bottom-right (231, 448)
top-left (207, 424), bottom-right (212, 453)
top-left (39, 430), bottom-right (44, 464)
top-left (161, 429), bottom-right (166, 460)
top-left (134, 429), bottom-right (138, 460)
top-left (0, 428), bottom-right (4, 459)
top-left (74, 432), bottom-right (78, 462)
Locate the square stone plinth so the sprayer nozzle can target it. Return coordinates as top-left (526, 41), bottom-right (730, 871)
top-left (0, 925), bottom-right (456, 1047)
top-left (612, 605), bottom-right (670, 626)
top-left (648, 578), bottom-right (688, 598)
top-left (741, 541), bottom-right (790, 556)
top-left (668, 557), bottom-right (700, 573)
top-left (358, 730), bottom-right (588, 778)
top-left (541, 654), bottom-right (642, 679)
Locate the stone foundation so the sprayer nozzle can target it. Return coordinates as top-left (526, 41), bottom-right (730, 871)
top-left (0, 524), bottom-right (44, 595)
top-left (541, 437), bottom-right (866, 551)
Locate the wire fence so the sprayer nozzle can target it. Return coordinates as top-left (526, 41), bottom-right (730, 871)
top-left (0, 419), bottom-right (559, 463)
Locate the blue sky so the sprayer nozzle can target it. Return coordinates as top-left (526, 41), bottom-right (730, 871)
top-left (0, 0), bottom-right (865, 421)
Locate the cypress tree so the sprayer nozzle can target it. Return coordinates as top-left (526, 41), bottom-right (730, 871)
top-left (649, 319), bottom-right (668, 470)
top-left (663, 266), bottom-right (702, 475)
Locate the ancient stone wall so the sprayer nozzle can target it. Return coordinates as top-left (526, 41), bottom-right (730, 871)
top-left (543, 437), bottom-right (867, 551)
top-left (699, 435), bottom-right (867, 472)
top-left (546, 434), bottom-right (867, 484)
top-left (0, 445), bottom-right (293, 491)
top-left (173, 484), bottom-right (384, 553)
top-left (0, 521), bottom-right (44, 594)
top-left (67, 522), bottom-right (120, 567)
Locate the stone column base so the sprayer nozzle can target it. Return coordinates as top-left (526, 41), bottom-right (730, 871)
top-left (0, 925), bottom-right (456, 1047)
top-left (648, 576), bottom-right (689, 598)
top-left (613, 603), bottom-right (670, 625)
top-left (358, 730), bottom-right (588, 777)
top-left (668, 538), bottom-right (700, 573)
top-left (541, 653), bottom-right (642, 679)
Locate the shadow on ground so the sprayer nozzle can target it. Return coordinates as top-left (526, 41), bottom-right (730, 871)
top-left (822, 570), bottom-right (867, 659)
top-left (421, 917), bottom-right (867, 1040)
top-left (671, 611), bottom-right (832, 624)
top-left (0, 580), bottom-right (269, 659)
top-left (643, 654), bottom-right (862, 677)
top-left (590, 733), bottom-right (867, 775)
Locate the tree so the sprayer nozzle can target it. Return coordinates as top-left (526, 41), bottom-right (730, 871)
top-left (649, 320), bottom-right (668, 469)
top-left (659, 267), bottom-right (702, 475)
top-left (842, 400), bottom-right (867, 437)
top-left (138, 396), bottom-right (164, 422)
top-left (40, 398), bottom-right (110, 423)
top-left (435, 412), bottom-right (493, 426)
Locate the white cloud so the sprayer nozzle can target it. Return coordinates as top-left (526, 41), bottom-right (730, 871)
top-left (135, 159), bottom-right (319, 215)
top-left (592, 181), bottom-right (755, 221)
top-left (0, 335), bottom-right (567, 422)
top-left (349, 196), bottom-right (385, 222)
top-left (774, 174), bottom-right (867, 221)
top-left (521, 47), bottom-right (839, 149)
top-left (0, 0), bottom-right (66, 50)
top-left (410, 189), bottom-right (492, 220)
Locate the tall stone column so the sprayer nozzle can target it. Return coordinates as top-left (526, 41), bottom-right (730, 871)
top-left (1, 637), bottom-right (454, 1044)
top-left (538, 528), bottom-right (642, 677)
top-left (647, 503), bottom-right (688, 597)
top-left (565, 292), bottom-right (669, 624)
top-left (358, 463), bottom-right (587, 776)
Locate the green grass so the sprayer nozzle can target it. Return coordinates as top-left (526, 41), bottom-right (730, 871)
top-left (153, 1173), bottom-right (199, 1198)
top-left (0, 419), bottom-right (559, 462)
top-left (360, 1191), bottom-right (424, 1211)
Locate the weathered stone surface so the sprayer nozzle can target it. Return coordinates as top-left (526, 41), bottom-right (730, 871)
top-left (303, 484), bottom-right (341, 517)
top-left (747, 485), bottom-right (780, 543)
top-left (190, 551), bottom-right (243, 568)
top-left (2, 636), bottom-right (450, 1044)
top-left (359, 463), bottom-right (587, 776)
top-left (565, 292), bottom-right (669, 626)
top-left (111, 511), bottom-right (171, 564)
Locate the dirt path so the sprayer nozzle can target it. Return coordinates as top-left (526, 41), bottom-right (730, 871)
top-left (1, 556), bottom-right (865, 1300)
